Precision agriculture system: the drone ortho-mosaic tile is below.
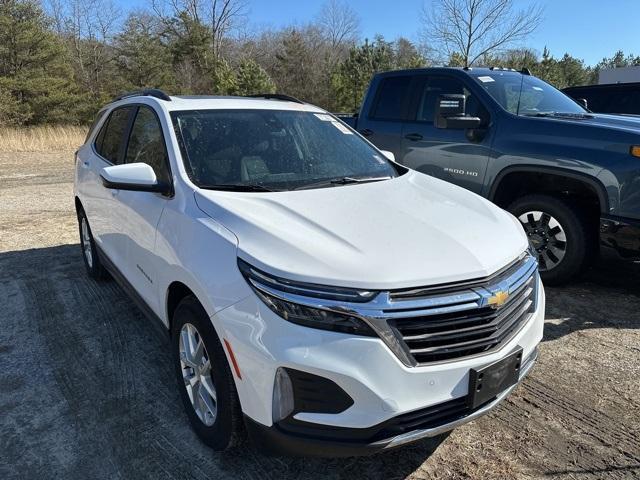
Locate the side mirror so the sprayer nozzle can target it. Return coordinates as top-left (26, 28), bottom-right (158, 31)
top-left (576, 98), bottom-right (588, 109)
top-left (435, 94), bottom-right (482, 129)
top-left (380, 150), bottom-right (395, 161)
top-left (100, 163), bottom-right (169, 194)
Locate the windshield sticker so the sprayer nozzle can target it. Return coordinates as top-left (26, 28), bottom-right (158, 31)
top-left (331, 121), bottom-right (353, 134)
top-left (314, 113), bottom-right (334, 121)
top-left (477, 76), bottom-right (495, 83)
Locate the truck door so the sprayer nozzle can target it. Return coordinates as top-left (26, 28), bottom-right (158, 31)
top-left (356, 75), bottom-right (412, 157)
top-left (399, 75), bottom-right (493, 193)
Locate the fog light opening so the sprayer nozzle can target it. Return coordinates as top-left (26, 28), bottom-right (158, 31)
top-left (272, 367), bottom-right (294, 422)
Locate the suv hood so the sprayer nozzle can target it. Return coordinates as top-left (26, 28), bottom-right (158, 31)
top-left (194, 171), bottom-right (528, 290)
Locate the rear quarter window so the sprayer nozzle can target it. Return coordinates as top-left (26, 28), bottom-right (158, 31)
top-left (369, 76), bottom-right (411, 120)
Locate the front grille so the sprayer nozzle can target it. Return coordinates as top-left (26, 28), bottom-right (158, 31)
top-left (385, 255), bottom-right (538, 364)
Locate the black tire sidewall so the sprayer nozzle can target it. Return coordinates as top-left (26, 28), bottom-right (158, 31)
top-left (508, 194), bottom-right (587, 285)
top-left (171, 296), bottom-right (242, 450)
top-left (77, 209), bottom-right (106, 279)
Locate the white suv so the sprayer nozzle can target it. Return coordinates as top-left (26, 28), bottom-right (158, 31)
top-left (74, 89), bottom-right (544, 457)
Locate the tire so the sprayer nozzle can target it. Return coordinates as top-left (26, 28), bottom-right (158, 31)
top-left (77, 207), bottom-right (108, 280)
top-left (508, 194), bottom-right (591, 285)
top-left (172, 295), bottom-right (245, 450)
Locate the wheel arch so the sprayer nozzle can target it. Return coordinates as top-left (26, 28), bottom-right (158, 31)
top-left (74, 196), bottom-right (84, 216)
top-left (166, 280), bottom-right (200, 334)
top-left (488, 166), bottom-right (609, 214)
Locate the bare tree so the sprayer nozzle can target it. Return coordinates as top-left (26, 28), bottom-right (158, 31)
top-left (317, 0), bottom-right (360, 50)
top-left (151, 0), bottom-right (247, 61)
top-left (47, 0), bottom-right (121, 95)
top-left (421, 0), bottom-right (543, 67)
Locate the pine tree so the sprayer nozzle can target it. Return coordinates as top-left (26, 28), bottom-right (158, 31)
top-left (115, 13), bottom-right (175, 91)
top-left (0, 0), bottom-right (78, 124)
top-left (231, 59), bottom-right (275, 96)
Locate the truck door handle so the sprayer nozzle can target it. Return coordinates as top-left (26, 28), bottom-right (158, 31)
top-left (360, 129), bottom-right (373, 137)
top-left (404, 133), bottom-right (423, 141)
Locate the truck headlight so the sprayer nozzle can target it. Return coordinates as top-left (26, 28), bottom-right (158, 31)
top-left (238, 259), bottom-right (376, 336)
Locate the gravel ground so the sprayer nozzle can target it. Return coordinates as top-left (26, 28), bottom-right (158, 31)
top-left (1, 152), bottom-right (639, 479)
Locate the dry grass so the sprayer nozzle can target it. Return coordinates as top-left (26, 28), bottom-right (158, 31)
top-left (0, 125), bottom-right (87, 152)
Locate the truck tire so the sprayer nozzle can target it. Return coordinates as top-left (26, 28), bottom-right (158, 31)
top-left (508, 194), bottom-right (589, 285)
top-left (172, 295), bottom-right (245, 450)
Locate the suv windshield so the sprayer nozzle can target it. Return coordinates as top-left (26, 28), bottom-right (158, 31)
top-left (470, 72), bottom-right (586, 117)
top-left (171, 109), bottom-right (399, 191)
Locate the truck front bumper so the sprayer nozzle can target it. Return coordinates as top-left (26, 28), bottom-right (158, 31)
top-left (600, 215), bottom-right (640, 257)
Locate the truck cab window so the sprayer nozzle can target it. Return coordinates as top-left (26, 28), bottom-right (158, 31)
top-left (417, 76), bottom-right (487, 124)
top-left (370, 76), bottom-right (411, 120)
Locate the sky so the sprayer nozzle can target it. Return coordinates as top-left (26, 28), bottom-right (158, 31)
top-left (120, 0), bottom-right (640, 66)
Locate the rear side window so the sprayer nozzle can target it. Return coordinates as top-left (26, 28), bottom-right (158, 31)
top-left (370, 76), bottom-right (411, 120)
top-left (85, 110), bottom-right (107, 144)
top-left (95, 107), bottom-right (132, 164)
top-left (604, 89), bottom-right (640, 114)
top-left (125, 106), bottom-right (170, 184)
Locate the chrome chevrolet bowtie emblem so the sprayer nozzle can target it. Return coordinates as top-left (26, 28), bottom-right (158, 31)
top-left (488, 290), bottom-right (509, 309)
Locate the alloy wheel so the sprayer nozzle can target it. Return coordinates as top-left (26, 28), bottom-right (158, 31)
top-left (179, 323), bottom-right (218, 426)
top-left (518, 210), bottom-right (567, 272)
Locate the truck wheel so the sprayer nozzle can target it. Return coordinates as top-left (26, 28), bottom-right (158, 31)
top-left (172, 295), bottom-right (245, 450)
top-left (77, 208), bottom-right (108, 280)
top-left (508, 194), bottom-right (589, 285)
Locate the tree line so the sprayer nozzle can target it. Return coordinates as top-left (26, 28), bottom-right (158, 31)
top-left (0, 0), bottom-right (638, 127)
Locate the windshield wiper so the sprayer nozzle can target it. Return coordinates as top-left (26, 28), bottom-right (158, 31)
top-left (198, 183), bottom-right (280, 192)
top-left (295, 176), bottom-right (392, 191)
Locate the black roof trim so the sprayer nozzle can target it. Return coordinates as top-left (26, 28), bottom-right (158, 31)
top-left (246, 93), bottom-right (305, 104)
top-left (113, 89), bottom-right (171, 102)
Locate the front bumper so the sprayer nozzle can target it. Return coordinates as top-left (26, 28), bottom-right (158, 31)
top-left (600, 215), bottom-right (640, 257)
top-left (244, 348), bottom-right (538, 457)
top-left (213, 275), bottom-right (545, 456)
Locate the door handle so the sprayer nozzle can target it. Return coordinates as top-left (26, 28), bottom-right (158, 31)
top-left (82, 161), bottom-right (90, 167)
top-left (360, 128), bottom-right (374, 137)
top-left (404, 133), bottom-right (423, 141)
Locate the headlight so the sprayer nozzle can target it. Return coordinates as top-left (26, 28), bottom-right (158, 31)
top-left (238, 259), bottom-right (377, 336)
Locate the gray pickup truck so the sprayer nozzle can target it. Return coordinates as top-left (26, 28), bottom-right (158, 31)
top-left (338, 67), bottom-right (640, 284)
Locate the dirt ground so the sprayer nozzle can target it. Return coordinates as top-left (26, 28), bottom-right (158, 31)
top-left (1, 152), bottom-right (639, 480)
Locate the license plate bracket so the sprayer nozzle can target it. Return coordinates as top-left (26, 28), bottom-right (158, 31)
top-left (468, 348), bottom-right (523, 409)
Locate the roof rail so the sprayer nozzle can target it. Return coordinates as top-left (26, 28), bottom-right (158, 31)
top-left (113, 89), bottom-right (171, 102)
top-left (246, 93), bottom-right (305, 104)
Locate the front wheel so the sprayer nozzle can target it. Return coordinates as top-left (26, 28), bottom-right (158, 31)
top-left (508, 194), bottom-right (591, 285)
top-left (172, 296), bottom-right (245, 450)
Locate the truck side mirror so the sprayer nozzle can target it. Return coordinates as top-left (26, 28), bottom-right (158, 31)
top-left (435, 94), bottom-right (482, 129)
top-left (576, 98), bottom-right (588, 109)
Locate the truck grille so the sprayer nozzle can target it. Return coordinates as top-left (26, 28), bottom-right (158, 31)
top-left (384, 254), bottom-right (538, 365)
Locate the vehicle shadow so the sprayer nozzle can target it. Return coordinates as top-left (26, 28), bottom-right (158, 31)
top-left (0, 244), bottom-right (637, 479)
top-left (0, 244), bottom-right (442, 480)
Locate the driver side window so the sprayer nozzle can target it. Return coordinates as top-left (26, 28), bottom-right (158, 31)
top-left (416, 76), bottom-right (489, 125)
top-left (125, 106), bottom-right (170, 184)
